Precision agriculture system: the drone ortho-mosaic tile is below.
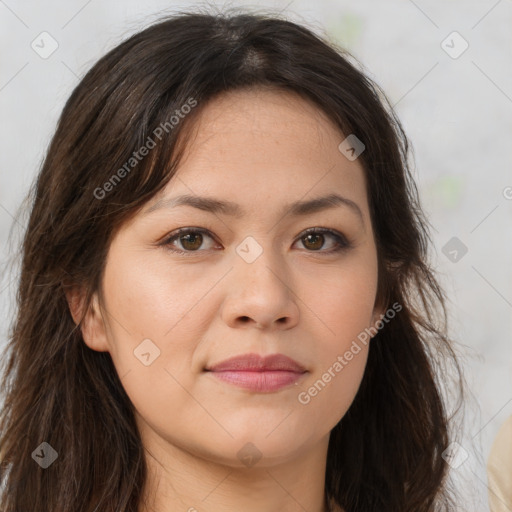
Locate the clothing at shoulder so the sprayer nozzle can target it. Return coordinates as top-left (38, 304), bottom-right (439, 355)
top-left (487, 415), bottom-right (512, 512)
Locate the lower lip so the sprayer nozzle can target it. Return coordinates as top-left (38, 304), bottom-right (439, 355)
top-left (207, 370), bottom-right (305, 392)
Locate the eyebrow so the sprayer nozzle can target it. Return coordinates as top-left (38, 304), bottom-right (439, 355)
top-left (143, 192), bottom-right (364, 224)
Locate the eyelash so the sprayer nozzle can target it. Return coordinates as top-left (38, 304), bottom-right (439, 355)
top-left (160, 227), bottom-right (352, 256)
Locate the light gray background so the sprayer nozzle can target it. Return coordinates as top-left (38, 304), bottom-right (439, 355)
top-left (1, 1), bottom-right (511, 510)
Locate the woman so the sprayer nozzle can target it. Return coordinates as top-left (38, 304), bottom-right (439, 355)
top-left (0, 9), bottom-right (464, 512)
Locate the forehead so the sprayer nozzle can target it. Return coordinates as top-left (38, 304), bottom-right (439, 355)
top-left (149, 87), bottom-right (370, 220)
top-left (184, 87), bottom-right (342, 158)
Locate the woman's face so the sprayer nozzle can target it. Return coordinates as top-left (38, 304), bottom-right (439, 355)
top-left (78, 87), bottom-right (384, 468)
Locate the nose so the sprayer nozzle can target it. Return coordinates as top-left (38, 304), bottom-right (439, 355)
top-left (221, 248), bottom-right (300, 331)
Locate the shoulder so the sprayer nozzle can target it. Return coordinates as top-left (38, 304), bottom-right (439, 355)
top-left (487, 415), bottom-right (512, 511)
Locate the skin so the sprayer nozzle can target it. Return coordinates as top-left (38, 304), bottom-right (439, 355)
top-left (67, 87), bottom-right (385, 512)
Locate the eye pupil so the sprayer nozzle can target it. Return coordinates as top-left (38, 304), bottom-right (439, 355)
top-left (303, 233), bottom-right (324, 250)
top-left (181, 233), bottom-right (203, 250)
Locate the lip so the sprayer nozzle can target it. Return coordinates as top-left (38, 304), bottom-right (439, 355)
top-left (206, 353), bottom-right (306, 372)
top-left (205, 353), bottom-right (307, 392)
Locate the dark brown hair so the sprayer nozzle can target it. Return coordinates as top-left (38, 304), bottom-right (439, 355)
top-left (0, 7), bottom-right (464, 511)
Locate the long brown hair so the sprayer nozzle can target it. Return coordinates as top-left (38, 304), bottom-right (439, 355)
top-left (0, 7), bottom-right (464, 511)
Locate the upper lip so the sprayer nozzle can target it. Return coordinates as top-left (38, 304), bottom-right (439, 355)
top-left (206, 353), bottom-right (307, 373)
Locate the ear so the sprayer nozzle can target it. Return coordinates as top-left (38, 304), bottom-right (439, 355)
top-left (65, 285), bottom-right (110, 352)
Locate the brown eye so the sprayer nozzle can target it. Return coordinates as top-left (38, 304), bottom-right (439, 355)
top-left (161, 226), bottom-right (351, 256)
top-left (179, 232), bottom-right (203, 251)
top-left (296, 228), bottom-right (350, 253)
top-left (302, 233), bottom-right (325, 251)
top-left (162, 228), bottom-right (218, 254)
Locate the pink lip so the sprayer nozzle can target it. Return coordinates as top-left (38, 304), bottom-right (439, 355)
top-left (205, 353), bottom-right (307, 392)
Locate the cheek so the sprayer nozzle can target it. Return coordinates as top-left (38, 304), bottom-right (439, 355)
top-left (99, 248), bottom-right (218, 399)
top-left (296, 282), bottom-right (372, 427)
top-left (99, 257), bottom-right (213, 438)
top-left (295, 258), bottom-right (377, 423)
top-left (102, 243), bottom-right (220, 340)
top-left (305, 255), bottom-right (378, 345)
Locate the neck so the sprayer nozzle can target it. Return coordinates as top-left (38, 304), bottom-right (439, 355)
top-left (137, 424), bottom-right (332, 512)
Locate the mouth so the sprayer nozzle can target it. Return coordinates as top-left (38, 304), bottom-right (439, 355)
top-left (204, 353), bottom-right (307, 392)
